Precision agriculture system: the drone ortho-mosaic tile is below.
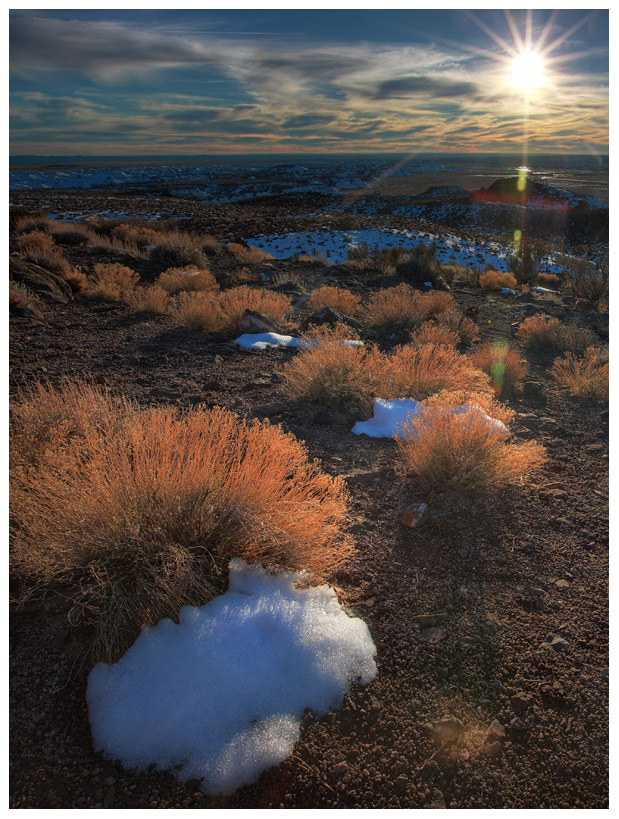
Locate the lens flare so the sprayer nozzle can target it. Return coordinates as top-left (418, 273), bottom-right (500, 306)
top-left (509, 49), bottom-right (546, 91)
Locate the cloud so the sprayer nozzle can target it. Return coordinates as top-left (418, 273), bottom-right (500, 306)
top-left (281, 114), bottom-right (336, 129)
top-left (373, 75), bottom-right (479, 100)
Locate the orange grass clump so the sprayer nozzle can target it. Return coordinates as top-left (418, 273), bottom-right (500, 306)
top-left (282, 329), bottom-right (384, 418)
top-left (536, 273), bottom-right (561, 289)
top-left (551, 346), bottom-right (609, 399)
top-left (415, 290), bottom-right (455, 320)
top-left (470, 342), bottom-right (529, 396)
top-left (395, 404), bottom-right (546, 491)
top-left (516, 313), bottom-right (560, 346)
top-left (10, 382), bottom-right (352, 665)
top-left (156, 266), bottom-right (218, 294)
top-left (307, 285), bottom-right (362, 316)
top-left (170, 286), bottom-right (291, 333)
top-left (479, 270), bottom-right (517, 291)
top-left (149, 233), bottom-right (208, 269)
top-left (227, 242), bottom-right (274, 265)
top-left (410, 323), bottom-right (460, 348)
top-left (422, 389), bottom-right (515, 428)
top-left (384, 343), bottom-right (491, 400)
top-left (127, 285), bottom-right (170, 314)
top-left (86, 263), bottom-right (140, 301)
top-left (15, 230), bottom-right (56, 253)
top-left (363, 283), bottom-right (423, 330)
top-left (438, 309), bottom-right (480, 346)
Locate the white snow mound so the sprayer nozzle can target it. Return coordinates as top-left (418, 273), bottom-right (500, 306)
top-left (87, 559), bottom-right (377, 795)
top-left (234, 333), bottom-right (363, 350)
top-left (352, 397), bottom-right (508, 439)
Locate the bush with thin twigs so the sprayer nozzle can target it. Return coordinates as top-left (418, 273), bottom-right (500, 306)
top-left (410, 323), bottom-right (460, 348)
top-left (86, 263), bottom-right (140, 302)
top-left (557, 254), bottom-right (608, 304)
top-left (271, 270), bottom-right (308, 290)
top-left (508, 236), bottom-right (544, 286)
top-left (227, 242), bottom-right (274, 265)
top-left (536, 273), bottom-right (561, 289)
top-left (438, 309), bottom-right (480, 346)
top-left (415, 290), bottom-right (455, 320)
top-left (15, 230), bottom-right (56, 253)
top-left (156, 267), bottom-right (218, 295)
top-left (20, 244), bottom-right (72, 277)
top-left (170, 292), bottom-right (218, 332)
top-left (479, 270), bottom-right (517, 291)
top-left (62, 268), bottom-right (89, 296)
top-left (516, 314), bottom-right (594, 353)
top-left (384, 343), bottom-right (491, 401)
top-left (470, 342), bottom-right (529, 396)
top-left (13, 214), bottom-right (53, 235)
top-left (10, 381), bottom-right (352, 665)
top-left (440, 264), bottom-right (468, 283)
top-left (281, 326), bottom-right (384, 419)
top-left (10, 207), bottom-right (44, 233)
top-left (307, 286), bottom-right (362, 316)
top-left (110, 223), bottom-right (161, 248)
top-left (170, 286), bottom-right (291, 334)
top-left (395, 244), bottom-right (441, 283)
top-left (395, 403), bottom-right (546, 491)
top-left (363, 283), bottom-right (423, 331)
top-left (423, 389), bottom-right (515, 428)
top-left (127, 285), bottom-right (170, 314)
top-left (88, 233), bottom-right (147, 259)
top-left (9, 280), bottom-right (41, 314)
top-left (48, 223), bottom-right (95, 247)
top-left (149, 233), bottom-right (208, 269)
top-left (551, 346), bottom-right (609, 399)
top-left (215, 286), bottom-right (291, 332)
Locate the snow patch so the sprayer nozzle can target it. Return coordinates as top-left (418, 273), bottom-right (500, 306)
top-left (234, 333), bottom-right (363, 350)
top-left (352, 397), bottom-right (508, 439)
top-left (87, 559), bottom-right (377, 795)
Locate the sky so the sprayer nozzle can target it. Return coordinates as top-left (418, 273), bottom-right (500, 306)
top-left (9, 7), bottom-right (609, 157)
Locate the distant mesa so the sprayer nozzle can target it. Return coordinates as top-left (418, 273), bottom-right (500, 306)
top-left (471, 176), bottom-right (606, 211)
top-left (414, 185), bottom-right (467, 200)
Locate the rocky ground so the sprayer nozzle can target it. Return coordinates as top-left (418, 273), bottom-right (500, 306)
top-left (9, 188), bottom-right (609, 809)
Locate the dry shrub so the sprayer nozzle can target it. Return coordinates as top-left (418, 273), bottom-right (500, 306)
top-left (423, 389), bottom-right (515, 427)
top-left (307, 285), bottom-right (362, 316)
top-left (479, 270), bottom-right (517, 291)
top-left (282, 329), bottom-right (384, 419)
top-left (364, 283), bottom-right (423, 330)
top-left (170, 291), bottom-right (219, 332)
top-left (410, 323), bottom-right (460, 348)
top-left (227, 242), bottom-right (274, 265)
top-left (13, 214), bottom-right (53, 235)
top-left (416, 290), bottom-right (455, 320)
top-left (516, 314), bottom-right (593, 353)
top-left (20, 244), bottom-right (72, 277)
top-left (385, 343), bottom-right (491, 400)
top-left (149, 233), bottom-right (207, 269)
top-left (438, 309), bottom-right (480, 346)
top-left (110, 223), bottom-right (161, 247)
top-left (15, 231), bottom-right (56, 253)
top-left (9, 280), bottom-right (41, 314)
top-left (62, 268), bottom-right (89, 295)
top-left (551, 346), bottom-right (609, 399)
top-left (536, 273), bottom-right (561, 289)
top-left (156, 267), bottom-right (218, 295)
top-left (86, 263), bottom-right (139, 301)
top-left (10, 381), bottom-right (352, 665)
top-left (440, 264), bottom-right (468, 283)
top-left (470, 342), bottom-right (528, 396)
top-left (127, 285), bottom-right (170, 314)
top-left (395, 404), bottom-right (546, 491)
top-left (88, 234), bottom-right (147, 259)
top-left (215, 286), bottom-right (291, 332)
top-left (49, 223), bottom-right (95, 247)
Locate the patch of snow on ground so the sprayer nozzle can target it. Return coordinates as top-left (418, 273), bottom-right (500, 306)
top-left (352, 398), bottom-right (509, 438)
top-left (87, 559), bottom-right (377, 795)
top-left (234, 333), bottom-right (363, 350)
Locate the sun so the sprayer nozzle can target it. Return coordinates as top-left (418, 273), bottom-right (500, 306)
top-left (509, 49), bottom-right (546, 91)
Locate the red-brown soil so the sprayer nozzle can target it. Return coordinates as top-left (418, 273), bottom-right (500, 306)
top-left (9, 190), bottom-right (608, 809)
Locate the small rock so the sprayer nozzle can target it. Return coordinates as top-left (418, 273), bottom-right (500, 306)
top-left (523, 381), bottom-right (547, 402)
top-left (428, 788), bottom-right (446, 808)
top-left (412, 613), bottom-right (448, 627)
top-left (238, 309), bottom-right (280, 334)
top-left (483, 741), bottom-right (503, 760)
top-left (254, 402), bottom-right (287, 416)
top-left (487, 719), bottom-right (506, 743)
top-left (401, 503), bottom-right (430, 529)
top-left (510, 692), bottom-right (534, 713)
top-left (554, 579), bottom-right (570, 589)
top-left (432, 717), bottom-right (464, 746)
top-left (301, 306), bottom-right (359, 332)
top-left (542, 633), bottom-right (569, 653)
top-left (395, 775), bottom-right (409, 790)
top-left (332, 762), bottom-right (348, 776)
